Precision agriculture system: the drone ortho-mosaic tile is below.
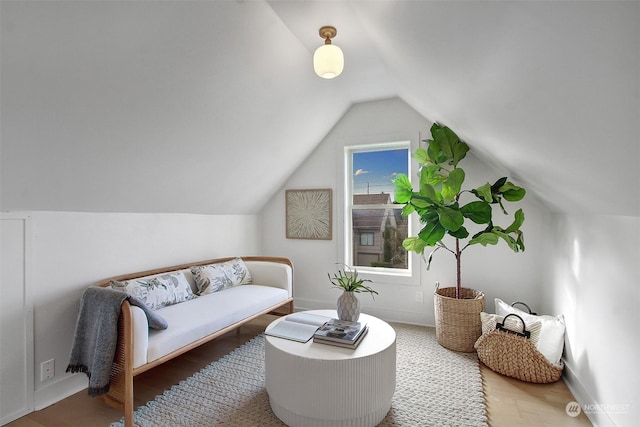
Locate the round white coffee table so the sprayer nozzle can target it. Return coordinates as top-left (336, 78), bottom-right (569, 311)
top-left (265, 309), bottom-right (396, 427)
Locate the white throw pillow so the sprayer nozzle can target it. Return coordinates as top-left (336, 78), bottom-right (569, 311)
top-left (110, 271), bottom-right (196, 310)
top-left (494, 298), bottom-right (565, 365)
top-left (479, 312), bottom-right (541, 345)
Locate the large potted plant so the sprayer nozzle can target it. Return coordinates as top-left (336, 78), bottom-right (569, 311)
top-left (392, 123), bottom-right (526, 352)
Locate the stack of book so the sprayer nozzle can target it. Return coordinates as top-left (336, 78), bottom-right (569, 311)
top-left (313, 318), bottom-right (368, 349)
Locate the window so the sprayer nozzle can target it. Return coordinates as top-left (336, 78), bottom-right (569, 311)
top-left (345, 142), bottom-right (410, 272)
top-left (360, 232), bottom-right (374, 246)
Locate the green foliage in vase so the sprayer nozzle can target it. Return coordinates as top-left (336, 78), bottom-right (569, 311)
top-left (328, 265), bottom-right (378, 298)
top-left (392, 123), bottom-right (527, 298)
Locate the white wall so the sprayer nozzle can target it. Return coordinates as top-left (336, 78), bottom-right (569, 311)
top-left (544, 213), bottom-right (639, 426)
top-left (261, 98), bottom-right (546, 325)
top-left (1, 215), bottom-right (34, 425)
top-left (1, 211), bottom-right (259, 412)
top-left (0, 0), bottom-right (347, 215)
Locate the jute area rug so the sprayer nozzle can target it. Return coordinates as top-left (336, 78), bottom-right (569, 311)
top-left (111, 323), bottom-right (487, 427)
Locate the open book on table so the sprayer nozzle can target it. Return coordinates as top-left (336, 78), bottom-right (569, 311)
top-left (265, 312), bottom-right (332, 343)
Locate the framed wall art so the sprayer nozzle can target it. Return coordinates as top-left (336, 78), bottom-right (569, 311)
top-left (285, 188), bottom-right (332, 240)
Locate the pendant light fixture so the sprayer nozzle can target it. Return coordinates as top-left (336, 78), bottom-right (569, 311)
top-left (313, 26), bottom-right (344, 79)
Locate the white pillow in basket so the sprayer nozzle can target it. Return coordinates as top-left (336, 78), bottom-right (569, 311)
top-left (479, 312), bottom-right (541, 345)
top-left (495, 298), bottom-right (565, 365)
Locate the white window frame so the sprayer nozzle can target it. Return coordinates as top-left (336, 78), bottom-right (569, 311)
top-left (344, 141), bottom-right (417, 282)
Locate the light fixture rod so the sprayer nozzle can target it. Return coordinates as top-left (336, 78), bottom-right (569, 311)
top-left (319, 26), bottom-right (337, 44)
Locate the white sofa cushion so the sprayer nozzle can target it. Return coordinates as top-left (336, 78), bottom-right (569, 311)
top-left (144, 285), bottom-right (288, 365)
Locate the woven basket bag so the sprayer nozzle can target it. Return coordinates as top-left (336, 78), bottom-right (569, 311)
top-left (434, 284), bottom-right (485, 352)
top-left (474, 314), bottom-right (564, 383)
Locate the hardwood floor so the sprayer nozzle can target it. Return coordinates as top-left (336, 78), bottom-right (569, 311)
top-left (7, 315), bottom-right (591, 427)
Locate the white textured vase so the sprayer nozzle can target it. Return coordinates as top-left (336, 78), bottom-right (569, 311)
top-left (337, 291), bottom-right (360, 321)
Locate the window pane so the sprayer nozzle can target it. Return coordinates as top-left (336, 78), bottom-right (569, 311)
top-left (351, 208), bottom-right (408, 269)
top-left (352, 148), bottom-right (408, 204)
top-left (360, 232), bottom-right (374, 246)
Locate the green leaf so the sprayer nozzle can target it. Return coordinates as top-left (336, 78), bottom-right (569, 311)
top-left (430, 122), bottom-right (443, 135)
top-left (437, 206), bottom-right (464, 231)
top-left (412, 199), bottom-right (429, 209)
top-left (499, 181), bottom-right (526, 202)
top-left (468, 232), bottom-right (499, 246)
top-left (475, 182), bottom-right (493, 202)
top-left (392, 174), bottom-right (413, 203)
top-left (442, 168), bottom-right (465, 201)
top-left (403, 236), bottom-right (428, 254)
top-left (420, 164), bottom-right (442, 187)
top-left (432, 127), bottom-right (452, 159)
top-left (442, 127), bottom-right (459, 158)
top-left (426, 139), bottom-right (441, 164)
top-left (460, 201), bottom-right (492, 224)
top-left (401, 204), bottom-right (415, 217)
top-left (516, 231), bottom-right (526, 252)
top-left (413, 148), bottom-right (430, 165)
top-left (418, 222), bottom-right (446, 246)
top-left (419, 208), bottom-right (439, 224)
top-left (491, 177), bottom-right (508, 193)
top-left (504, 208), bottom-right (525, 233)
top-left (493, 229), bottom-right (519, 252)
top-left (452, 140), bottom-right (469, 166)
top-left (448, 226), bottom-right (469, 239)
top-left (418, 180), bottom-right (438, 202)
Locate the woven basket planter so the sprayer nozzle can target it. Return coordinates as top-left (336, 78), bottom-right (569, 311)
top-left (474, 329), bottom-right (563, 383)
top-left (434, 286), bottom-right (485, 352)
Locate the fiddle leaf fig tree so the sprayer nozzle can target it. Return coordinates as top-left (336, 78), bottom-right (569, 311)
top-left (392, 123), bottom-right (527, 299)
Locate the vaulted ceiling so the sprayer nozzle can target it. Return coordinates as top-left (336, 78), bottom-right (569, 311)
top-left (1, 1), bottom-right (638, 216)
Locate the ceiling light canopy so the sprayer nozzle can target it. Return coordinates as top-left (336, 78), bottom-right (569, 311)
top-left (313, 26), bottom-right (344, 79)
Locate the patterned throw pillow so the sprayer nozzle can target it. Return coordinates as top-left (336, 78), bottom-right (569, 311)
top-left (191, 264), bottom-right (230, 295)
top-left (110, 271), bottom-right (196, 310)
top-left (191, 258), bottom-right (253, 296)
top-left (218, 257), bottom-right (252, 287)
top-left (479, 312), bottom-right (541, 345)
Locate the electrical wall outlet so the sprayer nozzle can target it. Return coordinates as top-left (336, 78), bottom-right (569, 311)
top-left (41, 358), bottom-right (54, 381)
top-left (415, 290), bottom-right (424, 303)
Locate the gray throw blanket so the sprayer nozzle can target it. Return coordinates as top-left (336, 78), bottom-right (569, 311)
top-left (66, 286), bottom-right (168, 396)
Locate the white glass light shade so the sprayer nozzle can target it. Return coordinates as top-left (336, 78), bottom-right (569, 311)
top-left (313, 44), bottom-right (344, 79)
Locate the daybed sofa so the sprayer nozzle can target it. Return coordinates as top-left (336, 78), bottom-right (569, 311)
top-left (94, 256), bottom-right (294, 427)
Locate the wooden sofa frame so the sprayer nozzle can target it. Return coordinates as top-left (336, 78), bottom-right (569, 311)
top-left (94, 256), bottom-right (294, 427)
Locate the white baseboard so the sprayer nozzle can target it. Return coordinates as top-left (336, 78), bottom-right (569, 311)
top-left (1, 407), bottom-right (32, 426)
top-left (34, 374), bottom-right (87, 411)
top-left (563, 363), bottom-right (615, 427)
